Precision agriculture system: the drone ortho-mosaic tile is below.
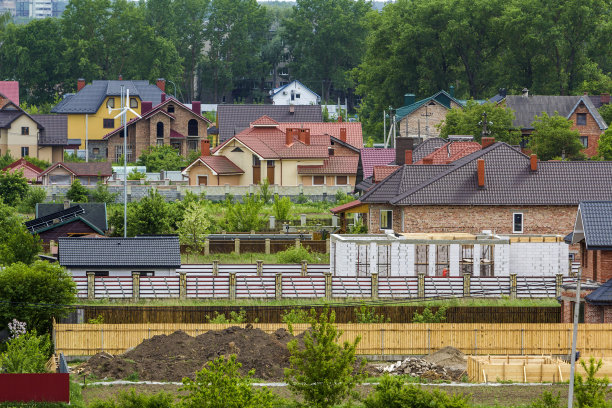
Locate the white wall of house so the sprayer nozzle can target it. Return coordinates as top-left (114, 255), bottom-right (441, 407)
top-left (272, 81), bottom-right (320, 105)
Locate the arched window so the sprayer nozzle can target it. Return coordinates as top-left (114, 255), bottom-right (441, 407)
top-left (157, 122), bottom-right (164, 138)
top-left (188, 119), bottom-right (198, 136)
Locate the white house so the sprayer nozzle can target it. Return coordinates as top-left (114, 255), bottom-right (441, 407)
top-left (271, 80), bottom-right (320, 105)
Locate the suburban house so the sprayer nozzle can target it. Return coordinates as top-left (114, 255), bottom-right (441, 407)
top-left (38, 161), bottom-right (112, 185)
top-left (217, 104), bottom-right (322, 145)
top-left (502, 91), bottom-right (608, 156)
top-left (270, 80), bottom-right (320, 105)
top-left (58, 236), bottom-right (181, 277)
top-left (1, 158), bottom-right (44, 182)
top-left (102, 96), bottom-right (211, 162)
top-left (51, 78), bottom-right (166, 158)
top-left (395, 89), bottom-right (464, 140)
top-left (183, 116), bottom-right (362, 187)
top-left (26, 202), bottom-right (108, 243)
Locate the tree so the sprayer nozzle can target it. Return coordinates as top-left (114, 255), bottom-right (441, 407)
top-left (0, 331), bottom-right (51, 373)
top-left (439, 100), bottom-right (520, 144)
top-left (224, 194), bottom-right (265, 232)
top-left (528, 112), bottom-right (585, 161)
top-left (136, 145), bottom-right (185, 172)
top-left (180, 355), bottom-right (276, 408)
top-left (0, 261), bottom-right (77, 334)
top-left (178, 202), bottom-right (212, 260)
top-left (131, 189), bottom-right (172, 236)
top-left (599, 104), bottom-right (612, 128)
top-left (19, 186), bottom-right (47, 213)
top-left (285, 308), bottom-right (365, 408)
top-left (0, 170), bottom-right (29, 206)
top-left (0, 226), bottom-right (42, 266)
top-left (574, 357), bottom-right (611, 408)
top-left (66, 179), bottom-right (89, 202)
top-left (272, 195), bottom-right (292, 221)
top-left (90, 180), bottom-right (119, 204)
top-left (597, 128), bottom-right (612, 160)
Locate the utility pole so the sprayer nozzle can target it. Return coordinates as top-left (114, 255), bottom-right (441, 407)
top-left (479, 112), bottom-right (492, 140)
top-left (568, 269), bottom-right (582, 408)
top-left (421, 104), bottom-right (433, 139)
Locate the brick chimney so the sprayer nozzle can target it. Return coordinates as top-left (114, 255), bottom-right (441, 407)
top-left (141, 101), bottom-right (153, 115)
top-left (339, 128), bottom-right (347, 143)
top-left (530, 154), bottom-right (538, 171)
top-left (477, 159), bottom-right (485, 187)
top-left (161, 93), bottom-right (166, 103)
top-left (77, 78), bottom-right (86, 92)
top-left (192, 101), bottom-right (201, 115)
top-left (396, 137), bottom-right (414, 165)
top-left (601, 93), bottom-right (610, 104)
top-left (201, 139), bottom-right (210, 156)
top-left (285, 128), bottom-right (294, 146)
top-left (481, 137), bottom-right (495, 149)
top-left (422, 157), bottom-right (433, 165)
top-left (302, 129), bottom-right (310, 145)
top-left (156, 78), bottom-right (166, 92)
top-left (338, 116), bottom-right (343, 123)
top-left (405, 150), bottom-right (413, 165)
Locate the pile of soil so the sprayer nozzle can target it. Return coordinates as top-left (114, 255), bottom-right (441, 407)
top-left (423, 346), bottom-right (467, 372)
top-left (77, 325), bottom-right (302, 382)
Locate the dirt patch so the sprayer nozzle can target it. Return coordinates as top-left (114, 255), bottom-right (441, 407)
top-left (423, 346), bottom-right (467, 371)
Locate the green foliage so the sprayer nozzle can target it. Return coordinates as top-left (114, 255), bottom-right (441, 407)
top-left (0, 226), bottom-right (42, 266)
top-left (224, 194), bottom-right (265, 232)
top-left (205, 309), bottom-right (248, 324)
top-left (596, 128), bottom-right (612, 160)
top-left (88, 389), bottom-right (174, 408)
top-left (412, 306), bottom-right (447, 323)
top-left (18, 186), bottom-right (47, 213)
top-left (272, 195), bottom-right (292, 221)
top-left (178, 202), bottom-right (212, 260)
top-left (90, 180), bottom-right (118, 204)
top-left (334, 190), bottom-right (353, 205)
top-left (63, 152), bottom-right (84, 163)
top-left (281, 308), bottom-right (311, 324)
top-left (87, 315), bottom-right (105, 324)
top-left (276, 246), bottom-right (314, 264)
top-left (131, 189), bottom-right (172, 236)
top-left (259, 178), bottom-right (272, 204)
top-left (295, 192), bottom-right (308, 204)
top-left (180, 355), bottom-right (276, 408)
top-left (0, 170), bottom-right (29, 206)
top-left (0, 261), bottom-right (77, 334)
top-left (599, 104), bottom-right (612, 128)
top-left (285, 308), bottom-right (365, 408)
top-left (66, 179), bottom-right (89, 203)
top-left (127, 169), bottom-right (146, 180)
top-left (355, 303), bottom-right (390, 323)
top-left (348, 219), bottom-right (368, 234)
top-left (574, 358), bottom-right (611, 408)
top-left (23, 156), bottom-right (50, 170)
top-left (0, 331), bottom-right (51, 373)
top-left (528, 112), bottom-right (585, 161)
top-left (136, 145), bottom-right (185, 172)
top-left (0, 152), bottom-right (13, 169)
top-left (363, 374), bottom-right (471, 408)
top-left (530, 391), bottom-right (562, 408)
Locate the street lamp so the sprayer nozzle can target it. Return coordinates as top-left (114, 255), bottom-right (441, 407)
top-left (166, 79), bottom-right (178, 99)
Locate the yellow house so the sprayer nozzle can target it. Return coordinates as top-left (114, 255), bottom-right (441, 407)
top-left (52, 79), bottom-right (165, 159)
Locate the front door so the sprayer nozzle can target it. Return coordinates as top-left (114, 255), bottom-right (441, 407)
top-left (198, 175), bottom-right (207, 186)
top-left (252, 155), bottom-right (261, 184)
top-left (267, 161), bottom-right (275, 184)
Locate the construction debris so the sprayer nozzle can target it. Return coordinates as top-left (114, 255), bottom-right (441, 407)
top-left (378, 346), bottom-right (467, 381)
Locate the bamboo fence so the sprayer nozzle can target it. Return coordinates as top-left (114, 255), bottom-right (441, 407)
top-left (54, 323), bottom-right (612, 357)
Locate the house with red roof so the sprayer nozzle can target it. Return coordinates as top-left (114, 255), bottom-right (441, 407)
top-left (38, 162), bottom-right (113, 185)
top-left (0, 81), bottom-right (20, 106)
top-left (1, 158), bottom-right (44, 182)
top-left (182, 116), bottom-right (362, 187)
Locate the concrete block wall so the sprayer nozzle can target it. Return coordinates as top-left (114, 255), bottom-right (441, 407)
top-left (508, 241), bottom-right (569, 276)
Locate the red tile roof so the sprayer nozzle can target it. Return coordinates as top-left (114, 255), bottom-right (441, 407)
top-left (0, 81), bottom-right (19, 105)
top-left (414, 141), bottom-right (481, 164)
top-left (251, 115), bottom-right (279, 127)
top-left (278, 122), bottom-right (363, 149)
top-left (373, 165), bottom-right (400, 182)
top-left (170, 129), bottom-right (184, 138)
top-left (330, 199), bottom-right (363, 214)
top-left (297, 156), bottom-right (358, 175)
top-left (198, 156), bottom-right (244, 174)
top-left (2, 158), bottom-right (44, 181)
top-left (359, 148), bottom-right (395, 179)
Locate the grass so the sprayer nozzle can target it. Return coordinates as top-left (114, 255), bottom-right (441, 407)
top-left (181, 251), bottom-right (330, 264)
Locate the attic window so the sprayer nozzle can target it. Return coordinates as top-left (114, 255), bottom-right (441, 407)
top-left (106, 98), bottom-right (115, 108)
top-left (231, 147), bottom-right (244, 152)
top-left (577, 113), bottom-right (586, 126)
top-left (130, 98), bottom-right (138, 108)
top-left (296, 94), bottom-right (300, 99)
top-left (428, 101), bottom-right (436, 106)
top-left (168, 105), bottom-right (175, 113)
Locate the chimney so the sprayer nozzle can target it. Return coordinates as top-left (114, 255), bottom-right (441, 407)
top-left (522, 88), bottom-right (529, 97)
top-left (63, 199), bottom-right (70, 209)
top-left (601, 93), bottom-right (610, 104)
top-left (77, 78), bottom-right (86, 92)
top-left (304, 129), bottom-right (310, 145)
top-left (191, 101), bottom-right (201, 115)
top-left (422, 157), bottom-right (433, 165)
top-left (201, 139), bottom-right (210, 156)
top-left (404, 93), bottom-right (415, 106)
top-left (481, 136), bottom-right (495, 149)
top-left (530, 154), bottom-right (538, 171)
top-left (161, 93), bottom-right (166, 103)
top-left (405, 150), bottom-right (413, 165)
top-left (118, 74), bottom-right (123, 81)
top-left (141, 101), bottom-right (153, 115)
top-left (285, 128), bottom-right (294, 146)
top-left (583, 92), bottom-right (588, 96)
top-left (339, 128), bottom-right (347, 143)
top-left (338, 116), bottom-right (343, 122)
top-left (289, 105), bottom-right (295, 114)
top-left (449, 85), bottom-right (455, 98)
top-left (298, 129), bottom-right (306, 144)
top-left (477, 159), bottom-right (485, 187)
top-left (395, 137), bottom-right (414, 165)
top-left (156, 78), bottom-right (166, 92)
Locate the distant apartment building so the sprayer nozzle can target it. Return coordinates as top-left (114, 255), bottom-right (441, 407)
top-left (3, 0), bottom-right (66, 20)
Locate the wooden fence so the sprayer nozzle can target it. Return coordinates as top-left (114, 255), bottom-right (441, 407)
top-left (53, 323), bottom-right (612, 357)
top-left (64, 305), bottom-right (562, 324)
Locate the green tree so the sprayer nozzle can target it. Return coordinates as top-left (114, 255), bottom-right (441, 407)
top-left (178, 202), bottom-right (212, 260)
top-left (66, 179), bottom-right (89, 202)
top-left (90, 180), bottom-right (119, 204)
top-left (180, 355), bottom-right (276, 408)
top-left (89, 390), bottom-right (174, 408)
top-left (0, 226), bottom-right (42, 266)
top-left (19, 186), bottom-right (47, 213)
top-left (0, 261), bottom-right (76, 334)
top-left (131, 189), bottom-right (172, 236)
top-left (127, 169), bottom-right (146, 180)
top-left (224, 194), bottom-right (265, 232)
top-left (439, 100), bottom-right (520, 144)
top-left (136, 145), bottom-right (185, 172)
top-left (0, 331), bottom-right (51, 373)
top-left (599, 104), bottom-right (612, 127)
top-left (285, 308), bottom-right (365, 408)
top-left (597, 128), bottom-right (612, 160)
top-left (0, 152), bottom-right (13, 169)
top-left (528, 112), bottom-right (585, 161)
top-left (574, 357), bottom-right (611, 408)
top-left (0, 170), bottom-right (29, 206)
top-left (272, 195), bottom-right (292, 221)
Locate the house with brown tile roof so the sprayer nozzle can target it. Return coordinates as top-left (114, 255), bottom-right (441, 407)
top-left (38, 161), bottom-right (113, 185)
top-left (2, 158), bottom-right (44, 182)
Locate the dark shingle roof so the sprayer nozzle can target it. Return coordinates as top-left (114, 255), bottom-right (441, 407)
top-left (362, 143), bottom-right (612, 206)
top-left (36, 203), bottom-right (108, 232)
top-left (33, 114), bottom-right (68, 145)
top-left (359, 148), bottom-right (395, 179)
top-left (577, 202), bottom-right (612, 250)
top-left (395, 91), bottom-right (465, 122)
top-left (58, 236), bottom-right (181, 268)
top-left (0, 110), bottom-right (27, 128)
top-left (585, 279), bottom-right (612, 306)
top-left (218, 105), bottom-right (322, 143)
top-left (51, 80), bottom-right (163, 114)
top-left (413, 137), bottom-right (447, 162)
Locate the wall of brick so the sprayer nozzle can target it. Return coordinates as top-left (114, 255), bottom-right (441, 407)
top-left (398, 102), bottom-right (461, 139)
top-left (580, 248), bottom-right (612, 283)
top-left (569, 102), bottom-right (604, 157)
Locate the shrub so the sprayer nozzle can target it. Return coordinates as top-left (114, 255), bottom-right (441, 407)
top-left (23, 156), bottom-right (50, 170)
top-left (348, 219), bottom-right (368, 234)
top-left (259, 178), bottom-right (272, 204)
top-left (127, 169), bottom-right (146, 180)
top-left (224, 194), bottom-right (265, 232)
top-left (295, 192), bottom-right (308, 204)
top-left (0, 225), bottom-right (42, 266)
top-left (89, 389), bottom-right (174, 408)
top-left (0, 331), bottom-right (51, 373)
top-left (205, 309), bottom-right (248, 324)
top-left (272, 195), bottom-right (292, 221)
top-left (90, 180), bottom-right (118, 204)
top-left (0, 170), bottom-right (29, 206)
top-left (355, 303), bottom-right (390, 323)
top-left (531, 391), bottom-right (562, 408)
top-left (66, 179), bottom-right (89, 202)
top-left (412, 306), bottom-right (447, 323)
top-left (281, 308), bottom-right (311, 324)
top-left (276, 246), bottom-right (313, 263)
top-left (574, 357), bottom-right (611, 408)
top-left (19, 186), bottom-right (47, 213)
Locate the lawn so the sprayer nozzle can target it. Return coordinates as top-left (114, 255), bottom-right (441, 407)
top-left (181, 251), bottom-right (330, 264)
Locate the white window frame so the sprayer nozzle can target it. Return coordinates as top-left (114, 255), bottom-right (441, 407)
top-left (513, 212), bottom-right (524, 234)
top-left (197, 175), bottom-right (208, 186)
top-left (312, 175), bottom-right (326, 186)
top-left (335, 175), bottom-right (348, 185)
top-left (380, 210), bottom-right (393, 230)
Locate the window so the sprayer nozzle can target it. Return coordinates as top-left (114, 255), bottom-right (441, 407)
top-left (328, 147), bottom-right (335, 156)
top-left (380, 210), bottom-right (392, 230)
top-left (576, 113), bottom-right (587, 126)
top-left (198, 175), bottom-right (208, 186)
top-left (267, 160), bottom-right (275, 168)
top-left (188, 139), bottom-right (199, 151)
top-left (336, 175), bottom-right (348, 185)
top-left (157, 138), bottom-right (164, 146)
top-left (415, 245), bottom-right (429, 275)
top-left (513, 213), bottom-right (523, 233)
top-left (103, 118), bottom-right (114, 128)
top-left (312, 175), bottom-right (325, 185)
top-left (49, 174), bottom-right (71, 185)
top-left (435, 245), bottom-right (449, 276)
top-left (21, 127), bottom-right (29, 135)
top-left (232, 147), bottom-right (243, 152)
top-left (20, 146), bottom-right (29, 157)
top-left (130, 98), bottom-right (138, 108)
top-left (93, 148), bottom-right (100, 155)
top-left (296, 93), bottom-right (301, 99)
top-left (115, 145), bottom-right (123, 162)
top-left (252, 155), bottom-right (261, 166)
top-left (188, 119), bottom-right (198, 136)
top-left (580, 136), bottom-right (588, 148)
top-left (480, 245), bottom-right (494, 276)
top-left (167, 104), bottom-right (175, 113)
top-left (106, 98), bottom-right (115, 109)
top-left (89, 271), bottom-right (109, 277)
top-left (171, 141), bottom-right (181, 153)
top-left (460, 245), bottom-right (474, 275)
top-left (291, 93), bottom-right (295, 101)
top-left (135, 271), bottom-right (154, 277)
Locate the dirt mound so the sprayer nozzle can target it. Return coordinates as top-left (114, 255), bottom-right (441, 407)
top-left (423, 346), bottom-right (466, 370)
top-left (78, 325), bottom-right (296, 382)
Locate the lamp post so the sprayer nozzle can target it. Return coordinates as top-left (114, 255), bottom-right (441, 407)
top-left (166, 79), bottom-right (178, 99)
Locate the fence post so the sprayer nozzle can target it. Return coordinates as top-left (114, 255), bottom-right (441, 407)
top-left (463, 273), bottom-right (471, 297)
top-left (212, 260), bottom-right (219, 276)
top-left (132, 271), bottom-right (140, 302)
top-left (510, 273), bottom-right (517, 299)
top-left (555, 273), bottom-right (563, 297)
top-left (179, 272), bottom-right (187, 299)
top-left (275, 273), bottom-right (282, 300)
top-left (326, 238), bottom-right (330, 254)
top-left (204, 239), bottom-right (210, 256)
top-left (325, 272), bottom-right (332, 300)
top-left (265, 239), bottom-right (271, 255)
top-left (257, 260), bottom-right (263, 276)
top-left (234, 238), bottom-right (240, 255)
top-left (300, 214), bottom-right (306, 226)
top-left (371, 272), bottom-right (379, 300)
top-left (301, 260), bottom-right (308, 276)
top-left (269, 216), bottom-right (275, 230)
top-left (417, 273), bottom-right (425, 298)
top-left (87, 272), bottom-right (95, 300)
top-left (229, 272), bottom-right (237, 301)
top-left (295, 238), bottom-right (300, 249)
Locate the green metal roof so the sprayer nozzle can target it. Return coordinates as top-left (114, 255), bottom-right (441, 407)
top-left (395, 90), bottom-right (465, 122)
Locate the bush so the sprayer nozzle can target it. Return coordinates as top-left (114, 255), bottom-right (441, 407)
top-left (276, 246), bottom-right (313, 263)
top-left (295, 192), bottom-right (308, 204)
top-left (90, 180), bottom-right (118, 204)
top-left (281, 308), bottom-right (311, 324)
top-left (66, 179), bottom-right (89, 202)
top-left (127, 169), bottom-right (146, 180)
top-left (259, 178), bottom-right (272, 204)
top-left (0, 225), bottom-right (42, 266)
top-left (272, 195), bottom-right (292, 221)
top-left (412, 306), bottom-right (447, 323)
top-left (224, 194), bottom-right (265, 232)
top-left (89, 389), bottom-right (174, 408)
top-left (23, 156), bottom-right (50, 170)
top-left (19, 186), bottom-right (47, 213)
top-left (348, 219), bottom-right (368, 234)
top-left (574, 357), bottom-right (611, 408)
top-left (0, 331), bottom-right (51, 373)
top-left (355, 303), bottom-right (390, 323)
top-left (205, 309), bottom-right (248, 324)
top-left (531, 391), bottom-right (562, 408)
top-left (0, 170), bottom-right (29, 206)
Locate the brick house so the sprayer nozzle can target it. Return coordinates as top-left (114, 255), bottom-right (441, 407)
top-left (103, 96), bottom-right (211, 162)
top-left (2, 158), bottom-right (44, 182)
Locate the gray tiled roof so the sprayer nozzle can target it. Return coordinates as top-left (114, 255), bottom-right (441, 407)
top-left (413, 137), bottom-right (447, 162)
top-left (33, 114), bottom-right (68, 145)
top-left (505, 95), bottom-right (608, 130)
top-left (52, 80), bottom-right (163, 114)
top-left (362, 142), bottom-right (612, 206)
top-left (585, 279), bottom-right (612, 305)
top-left (37, 203), bottom-right (107, 232)
top-left (0, 110), bottom-right (28, 128)
top-left (217, 104), bottom-right (322, 143)
top-left (578, 201), bottom-right (612, 250)
top-left (58, 236), bottom-right (181, 268)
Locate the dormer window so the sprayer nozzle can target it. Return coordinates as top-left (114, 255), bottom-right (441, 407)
top-left (130, 98), bottom-right (138, 108)
top-left (168, 105), bottom-right (175, 113)
top-left (232, 147), bottom-right (243, 152)
top-left (106, 98), bottom-right (115, 108)
top-left (577, 113), bottom-right (587, 126)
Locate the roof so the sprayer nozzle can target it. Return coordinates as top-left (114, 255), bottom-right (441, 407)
top-left (0, 81), bottom-right (19, 105)
top-left (39, 162), bottom-right (113, 178)
top-left (217, 104), bottom-right (322, 143)
top-left (183, 155), bottom-right (244, 175)
top-left (585, 279), bottom-right (612, 305)
top-left (413, 137), bottom-right (447, 162)
top-left (415, 141), bottom-right (481, 164)
top-left (297, 155), bottom-right (359, 175)
top-left (396, 91), bottom-right (465, 122)
top-left (36, 203), bottom-right (108, 232)
top-left (32, 114), bottom-right (69, 145)
top-left (277, 122), bottom-right (363, 149)
top-left (355, 176), bottom-right (374, 193)
top-left (272, 80), bottom-right (320, 98)
top-left (573, 202), bottom-right (612, 250)
top-left (362, 142), bottom-right (612, 206)
top-left (330, 199), bottom-right (363, 214)
top-left (26, 206), bottom-right (104, 236)
top-left (0, 110), bottom-right (29, 128)
top-left (58, 236), bottom-right (181, 268)
top-left (2, 158), bottom-right (44, 174)
top-left (51, 80), bottom-right (163, 114)
top-left (589, 95), bottom-right (610, 109)
top-left (359, 148), bottom-right (395, 179)
top-left (251, 115), bottom-right (279, 126)
top-left (373, 165), bottom-right (399, 182)
top-left (505, 95), bottom-right (608, 130)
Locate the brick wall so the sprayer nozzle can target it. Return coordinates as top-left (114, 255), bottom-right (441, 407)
top-left (569, 102), bottom-right (604, 157)
top-left (399, 102), bottom-right (460, 139)
top-left (580, 247), bottom-right (612, 283)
